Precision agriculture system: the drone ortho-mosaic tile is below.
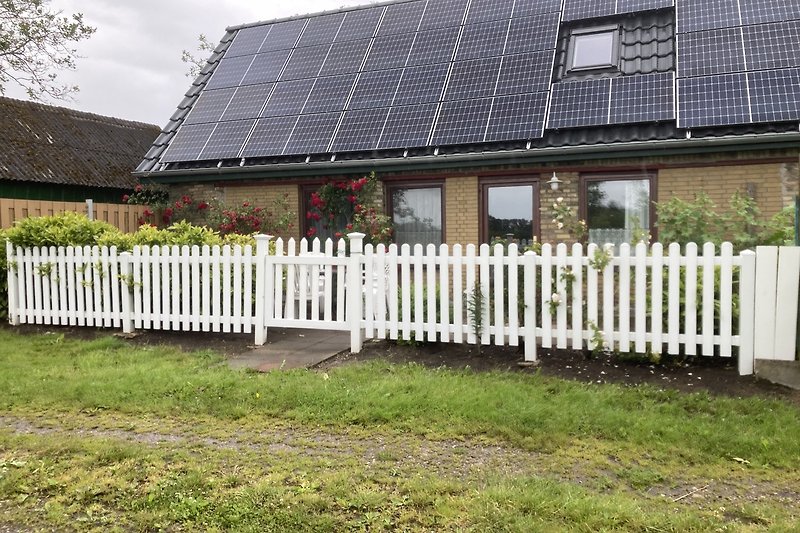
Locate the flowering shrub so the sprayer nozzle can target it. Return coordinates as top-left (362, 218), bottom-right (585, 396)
top-left (551, 197), bottom-right (587, 241)
top-left (306, 173), bottom-right (393, 245)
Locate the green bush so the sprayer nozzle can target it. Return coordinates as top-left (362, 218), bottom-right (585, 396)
top-left (5, 211), bottom-right (119, 248)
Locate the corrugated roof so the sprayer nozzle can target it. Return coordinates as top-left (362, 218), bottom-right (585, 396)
top-left (1, 96), bottom-right (160, 189)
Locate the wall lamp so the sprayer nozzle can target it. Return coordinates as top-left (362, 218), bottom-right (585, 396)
top-left (547, 172), bottom-right (563, 191)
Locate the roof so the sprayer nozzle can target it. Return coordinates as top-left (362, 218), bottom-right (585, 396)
top-left (137, 0), bottom-right (800, 177)
top-left (1, 96), bottom-right (160, 189)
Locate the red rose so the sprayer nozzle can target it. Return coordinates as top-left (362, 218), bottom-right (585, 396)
top-left (143, 208), bottom-right (153, 217)
top-left (122, 194), bottom-right (130, 203)
top-left (164, 207), bottom-right (174, 217)
top-left (182, 195), bottom-right (191, 204)
top-left (197, 202), bottom-right (208, 210)
top-left (135, 184), bottom-right (143, 192)
top-left (307, 227), bottom-right (317, 237)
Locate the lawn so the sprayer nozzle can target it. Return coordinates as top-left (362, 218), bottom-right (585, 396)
top-left (0, 328), bottom-right (798, 531)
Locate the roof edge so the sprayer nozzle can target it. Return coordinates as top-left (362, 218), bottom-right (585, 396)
top-left (226, 0), bottom-right (415, 31)
top-left (0, 95), bottom-right (159, 132)
top-left (135, 131), bottom-right (800, 182)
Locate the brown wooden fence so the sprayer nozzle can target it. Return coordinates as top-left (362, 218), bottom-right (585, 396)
top-left (0, 199), bottom-right (148, 233)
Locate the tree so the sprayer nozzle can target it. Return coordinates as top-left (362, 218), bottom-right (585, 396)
top-left (0, 0), bottom-right (94, 100)
top-left (181, 34), bottom-right (214, 78)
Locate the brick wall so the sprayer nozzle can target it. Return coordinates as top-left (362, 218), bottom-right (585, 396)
top-left (223, 183), bottom-right (301, 240)
top-left (444, 175), bottom-right (479, 245)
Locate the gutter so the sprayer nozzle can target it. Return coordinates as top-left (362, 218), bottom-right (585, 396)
top-left (134, 131), bottom-right (800, 183)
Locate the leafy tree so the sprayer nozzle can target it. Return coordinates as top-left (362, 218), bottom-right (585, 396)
top-left (181, 34), bottom-right (214, 78)
top-left (0, 0), bottom-right (94, 100)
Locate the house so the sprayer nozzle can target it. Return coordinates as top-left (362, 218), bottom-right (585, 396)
top-left (135, 0), bottom-right (800, 246)
top-left (2, 96), bottom-right (160, 204)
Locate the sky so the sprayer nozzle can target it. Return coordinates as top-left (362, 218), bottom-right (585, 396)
top-left (6, 0), bottom-right (377, 127)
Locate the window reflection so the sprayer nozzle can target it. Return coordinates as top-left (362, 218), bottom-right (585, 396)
top-left (486, 184), bottom-right (534, 243)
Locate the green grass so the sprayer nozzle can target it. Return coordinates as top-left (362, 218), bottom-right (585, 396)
top-left (0, 328), bottom-right (798, 531)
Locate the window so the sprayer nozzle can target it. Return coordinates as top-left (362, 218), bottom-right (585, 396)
top-left (568, 26), bottom-right (619, 72)
top-left (583, 174), bottom-right (654, 246)
top-left (481, 179), bottom-right (539, 245)
top-left (388, 185), bottom-right (443, 246)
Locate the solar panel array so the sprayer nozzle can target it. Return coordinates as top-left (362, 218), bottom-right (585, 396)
top-left (162, 0), bottom-right (563, 162)
top-left (562, 0), bottom-right (674, 22)
top-left (676, 0), bottom-right (800, 128)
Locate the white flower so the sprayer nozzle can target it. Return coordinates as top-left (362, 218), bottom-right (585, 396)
top-left (551, 293), bottom-right (561, 304)
top-left (557, 222), bottom-right (564, 229)
top-left (556, 197), bottom-right (563, 203)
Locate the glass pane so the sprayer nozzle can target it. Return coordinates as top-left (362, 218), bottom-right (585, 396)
top-left (572, 32), bottom-right (614, 69)
top-left (392, 187), bottom-right (442, 246)
top-left (487, 185), bottom-right (534, 243)
top-left (587, 179), bottom-right (650, 246)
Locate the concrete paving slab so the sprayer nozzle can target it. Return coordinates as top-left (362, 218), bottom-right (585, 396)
top-left (227, 328), bottom-right (349, 372)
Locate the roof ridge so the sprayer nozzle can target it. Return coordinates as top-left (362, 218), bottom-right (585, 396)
top-left (0, 95), bottom-right (159, 131)
top-left (226, 0), bottom-right (415, 32)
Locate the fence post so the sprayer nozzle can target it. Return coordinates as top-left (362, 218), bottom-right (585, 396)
top-left (523, 251), bottom-right (537, 362)
top-left (347, 232), bottom-right (366, 353)
top-left (119, 251), bottom-right (134, 334)
top-left (738, 250), bottom-right (756, 375)
top-left (6, 241), bottom-right (19, 325)
top-left (254, 234), bottom-right (272, 346)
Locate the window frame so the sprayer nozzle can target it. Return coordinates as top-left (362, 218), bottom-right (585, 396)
top-left (385, 181), bottom-right (445, 246)
top-left (567, 24), bottom-right (620, 74)
top-left (479, 176), bottom-right (540, 244)
top-left (580, 172), bottom-right (658, 243)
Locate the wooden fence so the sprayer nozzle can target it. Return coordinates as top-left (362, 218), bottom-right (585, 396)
top-left (0, 198), bottom-right (148, 233)
top-left (8, 233), bottom-right (799, 375)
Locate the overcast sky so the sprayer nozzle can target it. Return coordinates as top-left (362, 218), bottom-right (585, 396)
top-left (6, 0), bottom-right (377, 127)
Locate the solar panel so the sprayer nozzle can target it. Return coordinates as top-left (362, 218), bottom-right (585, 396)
top-left (505, 13), bottom-right (560, 54)
top-left (261, 79), bottom-right (315, 117)
top-left (393, 63), bottom-right (449, 105)
top-left (319, 39), bottom-right (370, 76)
top-left (220, 84), bottom-right (274, 121)
top-left (330, 107), bottom-right (390, 151)
top-left (205, 55), bottom-right (253, 90)
top-left (743, 21), bottom-right (800, 71)
top-left (280, 44), bottom-right (330, 81)
top-left (296, 12), bottom-right (345, 47)
top-left (161, 123), bottom-right (217, 162)
top-left (378, 1), bottom-right (425, 35)
top-left (364, 33), bottom-right (416, 71)
top-left (226, 25), bottom-right (271, 58)
top-left (739, 0), bottom-right (800, 25)
top-left (485, 92), bottom-right (548, 140)
top-left (512, 0), bottom-right (562, 17)
top-left (406, 27), bottom-right (460, 66)
top-left (349, 69), bottom-right (403, 109)
top-left (258, 19), bottom-right (306, 51)
top-left (547, 79), bottom-right (611, 129)
top-left (302, 74), bottom-right (357, 114)
top-left (748, 68), bottom-right (800, 123)
top-left (432, 98), bottom-right (494, 144)
top-left (495, 51), bottom-right (553, 95)
top-left (456, 19), bottom-right (510, 60)
top-left (677, 28), bottom-right (745, 78)
top-left (465, 0), bottom-right (515, 25)
top-left (677, 73), bottom-right (750, 127)
top-left (562, 0), bottom-right (615, 22)
top-left (445, 57), bottom-right (503, 100)
top-left (240, 49), bottom-right (291, 85)
top-left (609, 72), bottom-right (675, 124)
top-left (199, 119), bottom-right (255, 160)
top-left (616, 0), bottom-right (674, 15)
top-left (378, 103), bottom-right (438, 149)
top-left (284, 112), bottom-right (341, 154)
top-left (335, 7), bottom-right (383, 41)
top-left (183, 88), bottom-right (236, 125)
top-left (676, 0), bottom-right (740, 33)
top-left (241, 115), bottom-right (299, 156)
top-left (419, 0), bottom-right (469, 30)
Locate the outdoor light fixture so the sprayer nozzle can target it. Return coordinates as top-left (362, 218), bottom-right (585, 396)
top-left (547, 172), bottom-right (563, 191)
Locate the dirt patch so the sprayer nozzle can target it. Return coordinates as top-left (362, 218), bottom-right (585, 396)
top-left (320, 340), bottom-right (800, 403)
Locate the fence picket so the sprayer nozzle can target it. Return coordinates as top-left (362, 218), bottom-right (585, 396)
top-left (336, 239), bottom-right (346, 323)
top-left (523, 251), bottom-right (537, 361)
top-left (426, 244), bottom-right (438, 343)
top-left (650, 243), bottom-right (663, 354)
top-left (211, 245), bottom-right (221, 332)
top-left (274, 239), bottom-right (285, 321)
top-left (100, 246), bottom-right (112, 327)
top-left (479, 243), bottom-right (491, 345)
top-left (40, 247), bottom-right (51, 325)
top-left (364, 245), bottom-right (375, 339)
top-left (160, 246), bottom-right (171, 330)
top-left (65, 246), bottom-right (75, 326)
top-left (541, 244), bottom-right (553, 348)
top-left (586, 243), bottom-right (598, 347)
top-left (452, 244), bottom-right (463, 344)
top-left (388, 244), bottom-right (399, 340)
top-left (618, 243), bottom-right (630, 353)
top-left (141, 245), bottom-right (151, 329)
top-left (507, 243), bottom-right (519, 347)
top-left (375, 244), bottom-right (388, 339)
top-left (667, 243), bottom-right (681, 354)
top-left (719, 242), bottom-right (733, 357)
top-left (201, 245), bottom-right (211, 332)
top-left (493, 243), bottom-right (506, 346)
top-left (310, 239), bottom-right (321, 324)
top-left (32, 247), bottom-right (43, 324)
top-left (702, 242), bottom-right (715, 356)
top-left (684, 243), bottom-right (698, 355)
top-left (602, 245), bottom-right (615, 350)
top-left (191, 246), bottom-right (201, 332)
top-left (181, 245), bottom-right (192, 331)
top-left (243, 244), bottom-right (253, 333)
top-left (413, 244), bottom-right (424, 342)
top-left (57, 246), bottom-right (68, 325)
top-left (571, 243), bottom-right (583, 350)
top-left (465, 244), bottom-right (476, 344)
top-left (324, 239), bottom-right (334, 323)
top-left (634, 242), bottom-right (647, 353)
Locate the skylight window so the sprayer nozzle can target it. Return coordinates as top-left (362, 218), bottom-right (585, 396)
top-left (568, 26), bottom-right (619, 72)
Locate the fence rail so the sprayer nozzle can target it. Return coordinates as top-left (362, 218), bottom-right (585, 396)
top-left (0, 198), bottom-right (148, 232)
top-left (8, 234), bottom-right (798, 376)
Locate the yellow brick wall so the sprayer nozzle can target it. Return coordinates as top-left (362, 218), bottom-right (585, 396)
top-left (444, 175), bottom-right (479, 245)
top-left (222, 183), bottom-right (301, 240)
top-left (658, 163), bottom-right (790, 219)
top-left (539, 172), bottom-right (581, 244)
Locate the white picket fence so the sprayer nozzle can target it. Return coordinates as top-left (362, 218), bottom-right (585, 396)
top-left (7, 235), bottom-right (799, 375)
